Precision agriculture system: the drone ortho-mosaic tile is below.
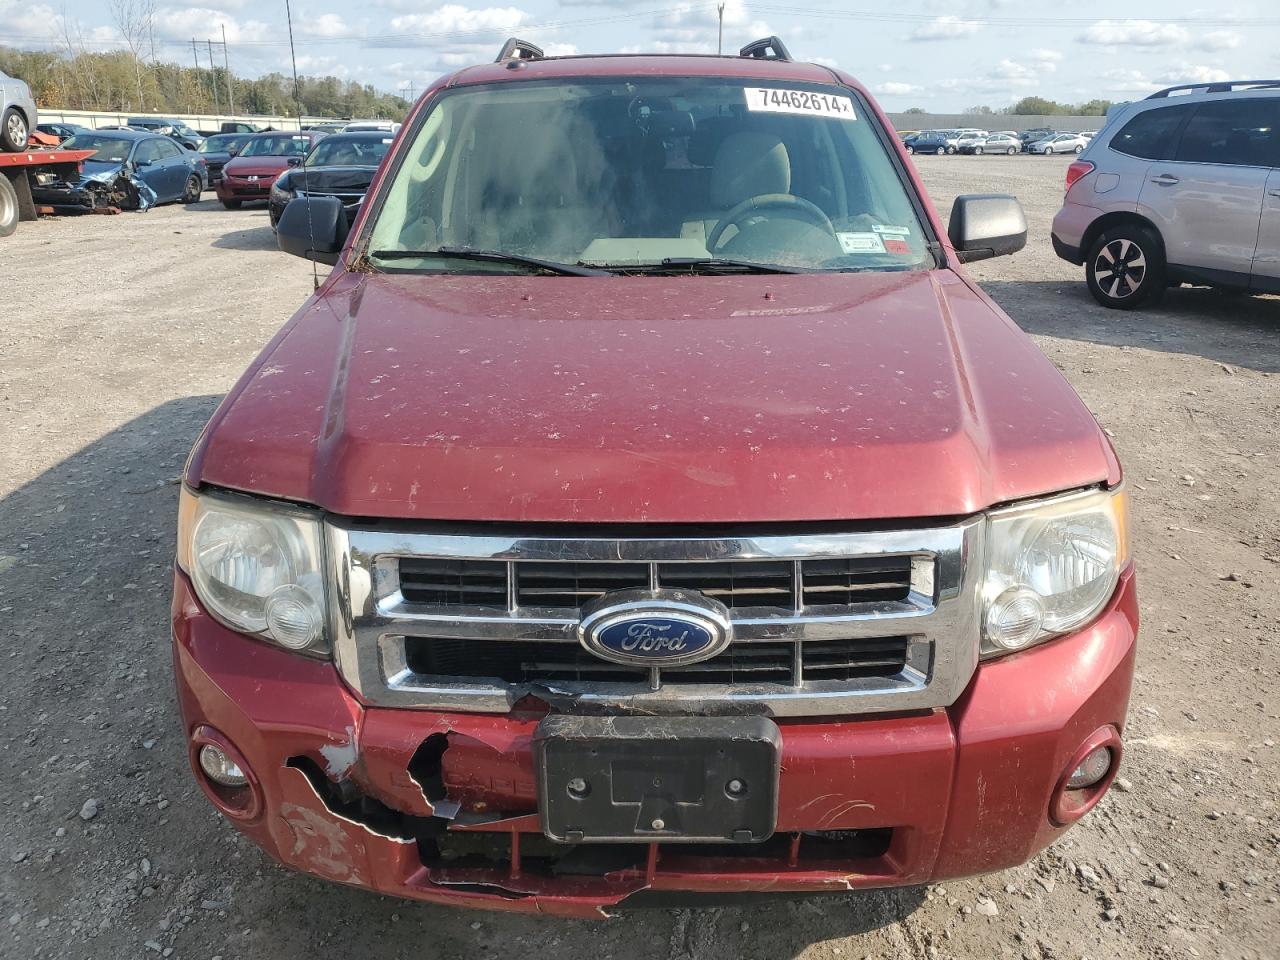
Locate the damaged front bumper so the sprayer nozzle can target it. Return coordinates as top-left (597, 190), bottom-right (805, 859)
top-left (172, 568), bottom-right (1138, 918)
top-left (32, 168), bottom-right (157, 211)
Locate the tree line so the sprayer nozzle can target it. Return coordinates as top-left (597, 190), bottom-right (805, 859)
top-left (0, 45), bottom-right (410, 120)
top-left (902, 97), bottom-right (1115, 117)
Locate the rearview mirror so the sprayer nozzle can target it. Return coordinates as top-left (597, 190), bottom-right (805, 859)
top-left (948, 194), bottom-right (1027, 263)
top-left (277, 196), bottom-right (349, 266)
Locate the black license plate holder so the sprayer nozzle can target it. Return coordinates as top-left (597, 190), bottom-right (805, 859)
top-left (534, 715), bottom-right (780, 843)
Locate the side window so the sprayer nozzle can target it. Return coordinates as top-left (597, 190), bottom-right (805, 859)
top-left (133, 140), bottom-right (161, 165)
top-left (1111, 105), bottom-right (1191, 160)
top-left (154, 139), bottom-right (182, 160)
top-left (1176, 98), bottom-right (1280, 167)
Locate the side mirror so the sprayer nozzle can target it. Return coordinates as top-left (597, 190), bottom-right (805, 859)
top-left (287, 156), bottom-right (303, 166)
top-left (227, 147), bottom-right (240, 157)
top-left (948, 194), bottom-right (1027, 263)
top-left (135, 158), bottom-right (153, 167)
top-left (277, 196), bottom-right (349, 266)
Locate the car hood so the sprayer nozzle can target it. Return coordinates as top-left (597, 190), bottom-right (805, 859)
top-left (278, 164), bottom-right (378, 193)
top-left (223, 156), bottom-right (291, 177)
top-left (79, 159), bottom-right (126, 182)
top-left (190, 270), bottom-right (1118, 524)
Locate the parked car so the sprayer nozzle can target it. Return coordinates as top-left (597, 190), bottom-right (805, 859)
top-left (342, 119), bottom-right (401, 133)
top-left (0, 68), bottom-right (37, 151)
top-left (215, 131), bottom-right (325, 209)
top-left (909, 129), bottom-right (955, 154)
top-left (1029, 133), bottom-right (1088, 155)
top-left (33, 130), bottom-right (206, 209)
top-left (268, 130), bottom-right (393, 227)
top-left (173, 34), bottom-right (1138, 916)
top-left (304, 121), bottom-right (350, 135)
top-left (960, 133), bottom-right (1021, 155)
top-left (36, 122), bottom-right (90, 142)
top-left (1052, 81), bottom-right (1280, 308)
top-left (952, 131), bottom-right (990, 153)
top-left (126, 116), bottom-right (205, 150)
top-left (196, 133), bottom-right (251, 186)
top-left (1080, 130), bottom-right (1099, 140)
top-left (197, 121), bottom-right (266, 137)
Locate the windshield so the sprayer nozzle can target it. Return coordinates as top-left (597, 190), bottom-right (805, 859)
top-left (239, 134), bottom-right (312, 158)
top-left (365, 77), bottom-right (932, 273)
top-left (306, 135), bottom-right (392, 167)
top-left (199, 134), bottom-right (247, 153)
top-left (63, 135), bottom-right (131, 163)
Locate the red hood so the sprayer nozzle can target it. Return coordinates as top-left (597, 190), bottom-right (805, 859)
top-left (190, 270), bottom-right (1118, 523)
top-left (222, 156), bottom-right (292, 178)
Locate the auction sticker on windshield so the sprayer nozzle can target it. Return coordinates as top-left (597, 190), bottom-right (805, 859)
top-left (745, 87), bottom-right (856, 120)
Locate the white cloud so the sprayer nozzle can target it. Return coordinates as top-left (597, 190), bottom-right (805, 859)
top-left (873, 81), bottom-right (923, 96)
top-left (1030, 49), bottom-right (1062, 71)
top-left (1077, 20), bottom-right (1189, 47)
top-left (646, 0), bottom-right (771, 54)
top-left (299, 13), bottom-right (352, 39)
top-left (386, 5), bottom-right (528, 45)
top-left (1194, 30), bottom-right (1242, 52)
top-left (1100, 68), bottom-right (1160, 93)
top-left (909, 16), bottom-right (981, 42)
top-left (991, 59), bottom-right (1034, 80)
top-left (152, 8), bottom-right (272, 45)
top-left (1157, 64), bottom-right (1230, 84)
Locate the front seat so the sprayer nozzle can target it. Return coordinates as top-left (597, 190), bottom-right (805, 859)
top-left (681, 131), bottom-right (792, 249)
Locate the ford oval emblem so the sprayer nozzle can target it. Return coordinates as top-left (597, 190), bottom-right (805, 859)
top-left (578, 589), bottom-right (733, 667)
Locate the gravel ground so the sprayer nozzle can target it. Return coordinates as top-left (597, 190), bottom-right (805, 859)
top-left (1, 155), bottom-right (1277, 960)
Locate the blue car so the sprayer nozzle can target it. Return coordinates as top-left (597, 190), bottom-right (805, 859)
top-left (31, 130), bottom-right (207, 210)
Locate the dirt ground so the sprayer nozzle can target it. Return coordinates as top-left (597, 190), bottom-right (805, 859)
top-left (1, 154), bottom-right (1277, 960)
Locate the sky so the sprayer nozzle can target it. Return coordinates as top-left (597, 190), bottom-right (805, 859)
top-left (2, 0), bottom-right (1278, 112)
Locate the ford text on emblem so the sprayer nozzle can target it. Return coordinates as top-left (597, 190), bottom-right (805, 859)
top-left (579, 589), bottom-right (733, 667)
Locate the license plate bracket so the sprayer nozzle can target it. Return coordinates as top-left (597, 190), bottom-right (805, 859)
top-left (534, 715), bottom-right (780, 843)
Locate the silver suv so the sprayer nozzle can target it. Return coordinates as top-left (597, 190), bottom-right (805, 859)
top-left (0, 68), bottom-right (37, 152)
top-left (1051, 80), bottom-right (1280, 309)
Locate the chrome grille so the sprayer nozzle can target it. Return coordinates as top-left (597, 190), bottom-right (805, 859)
top-left (328, 521), bottom-right (983, 717)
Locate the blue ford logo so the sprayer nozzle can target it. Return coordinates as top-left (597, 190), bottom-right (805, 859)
top-left (579, 590), bottom-right (733, 667)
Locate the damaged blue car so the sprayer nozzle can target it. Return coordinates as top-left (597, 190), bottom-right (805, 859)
top-left (31, 130), bottom-right (207, 211)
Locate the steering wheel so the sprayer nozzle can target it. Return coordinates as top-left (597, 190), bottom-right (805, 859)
top-left (706, 194), bottom-right (836, 253)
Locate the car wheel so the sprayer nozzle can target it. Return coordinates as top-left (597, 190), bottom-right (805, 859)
top-left (1, 107), bottom-right (28, 152)
top-left (1074, 144), bottom-right (1084, 154)
top-left (946, 145), bottom-right (957, 155)
top-left (221, 199), bottom-right (242, 210)
top-left (906, 145), bottom-right (914, 155)
top-left (182, 175), bottom-right (202, 204)
top-left (1086, 225), bottom-right (1167, 310)
top-left (1042, 146), bottom-right (1053, 155)
top-left (0, 173), bottom-right (18, 237)
top-left (936, 147), bottom-right (946, 155)
top-left (1006, 146), bottom-right (1016, 155)
top-left (974, 146), bottom-right (983, 155)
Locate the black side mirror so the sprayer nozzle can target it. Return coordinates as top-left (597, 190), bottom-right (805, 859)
top-left (287, 156), bottom-right (302, 166)
top-left (277, 196), bottom-right (349, 266)
top-left (948, 194), bottom-right (1027, 263)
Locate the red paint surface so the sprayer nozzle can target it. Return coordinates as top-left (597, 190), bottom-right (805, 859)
top-left (0, 148), bottom-right (96, 169)
top-left (172, 569), bottom-right (1137, 916)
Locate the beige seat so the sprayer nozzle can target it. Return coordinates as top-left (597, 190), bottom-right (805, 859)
top-left (681, 131), bottom-right (792, 248)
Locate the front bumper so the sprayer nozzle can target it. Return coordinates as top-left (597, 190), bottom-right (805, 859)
top-left (215, 179), bottom-right (270, 202)
top-left (172, 568), bottom-right (1138, 917)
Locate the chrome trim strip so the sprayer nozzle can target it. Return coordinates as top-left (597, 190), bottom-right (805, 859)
top-left (328, 519), bottom-right (983, 717)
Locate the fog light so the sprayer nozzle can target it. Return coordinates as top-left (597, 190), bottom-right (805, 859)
top-left (1066, 745), bottom-right (1112, 790)
top-left (199, 744), bottom-right (248, 787)
top-left (985, 587), bottom-right (1044, 650)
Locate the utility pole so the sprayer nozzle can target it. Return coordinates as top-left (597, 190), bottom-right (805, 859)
top-left (207, 40), bottom-right (220, 115)
top-left (717, 3), bottom-right (725, 55)
top-left (221, 24), bottom-right (235, 114)
top-left (191, 38), bottom-right (200, 72)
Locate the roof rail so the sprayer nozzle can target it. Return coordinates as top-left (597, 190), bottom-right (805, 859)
top-left (739, 36), bottom-right (791, 61)
top-left (1146, 79), bottom-right (1280, 99)
top-left (495, 38), bottom-right (544, 63)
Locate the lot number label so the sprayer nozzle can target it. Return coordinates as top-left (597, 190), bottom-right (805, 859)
top-left (745, 87), bottom-right (857, 120)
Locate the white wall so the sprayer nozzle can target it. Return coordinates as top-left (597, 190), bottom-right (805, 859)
top-left (37, 109), bottom-right (338, 132)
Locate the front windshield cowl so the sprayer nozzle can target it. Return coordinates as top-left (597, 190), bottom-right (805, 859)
top-left (361, 76), bottom-right (935, 275)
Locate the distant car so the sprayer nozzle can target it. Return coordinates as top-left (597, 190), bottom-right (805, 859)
top-left (305, 122), bottom-right (349, 135)
top-left (342, 120), bottom-right (401, 133)
top-left (268, 130), bottom-right (393, 228)
top-left (1019, 128), bottom-right (1055, 151)
top-left (216, 131), bottom-right (326, 209)
top-left (896, 129), bottom-right (920, 142)
top-left (196, 133), bottom-right (252, 186)
top-left (953, 131), bottom-right (991, 153)
top-left (959, 133), bottom-right (1022, 155)
top-left (33, 130), bottom-right (206, 209)
top-left (1080, 130), bottom-right (1099, 140)
top-left (37, 122), bottom-right (90, 143)
top-left (127, 117), bottom-right (205, 150)
top-left (909, 130), bottom-right (955, 155)
top-left (1029, 133), bottom-right (1088, 155)
top-left (0, 67), bottom-right (37, 151)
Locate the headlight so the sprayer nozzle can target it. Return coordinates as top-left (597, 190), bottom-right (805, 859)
top-left (177, 487), bottom-right (329, 656)
top-left (981, 486), bottom-right (1129, 657)
top-left (269, 181), bottom-right (292, 203)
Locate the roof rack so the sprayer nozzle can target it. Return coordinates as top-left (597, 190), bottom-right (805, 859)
top-left (739, 36), bottom-right (791, 61)
top-left (1146, 79), bottom-right (1280, 99)
top-left (495, 38), bottom-right (544, 62)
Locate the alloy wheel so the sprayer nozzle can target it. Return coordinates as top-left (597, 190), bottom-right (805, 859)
top-left (1092, 237), bottom-right (1147, 300)
top-left (6, 112), bottom-right (27, 148)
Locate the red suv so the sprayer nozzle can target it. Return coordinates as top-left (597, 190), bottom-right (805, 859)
top-left (215, 131), bottom-right (324, 209)
top-left (174, 37), bottom-right (1136, 917)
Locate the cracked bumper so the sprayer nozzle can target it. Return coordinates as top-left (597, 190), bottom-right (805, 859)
top-left (171, 568), bottom-right (1137, 917)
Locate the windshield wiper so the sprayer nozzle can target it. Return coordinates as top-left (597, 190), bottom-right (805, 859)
top-left (369, 247), bottom-right (607, 277)
top-left (619, 257), bottom-right (807, 275)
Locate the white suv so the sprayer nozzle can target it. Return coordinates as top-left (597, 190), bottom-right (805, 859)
top-left (1051, 80), bottom-right (1280, 308)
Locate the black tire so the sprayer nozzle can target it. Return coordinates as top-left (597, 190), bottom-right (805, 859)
top-left (1042, 146), bottom-right (1053, 155)
top-left (946, 145), bottom-right (957, 155)
top-left (0, 173), bottom-right (18, 237)
top-left (221, 199), bottom-right (242, 210)
top-left (1, 107), bottom-right (28, 152)
top-left (1085, 224), bottom-right (1167, 310)
top-left (935, 146), bottom-right (946, 155)
top-left (1006, 146), bottom-right (1016, 155)
top-left (182, 175), bottom-right (202, 204)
